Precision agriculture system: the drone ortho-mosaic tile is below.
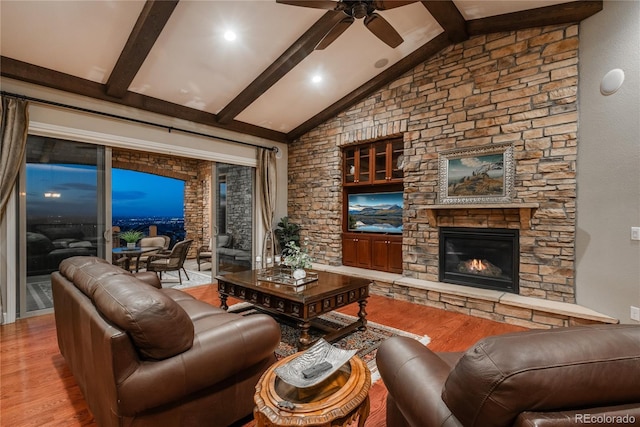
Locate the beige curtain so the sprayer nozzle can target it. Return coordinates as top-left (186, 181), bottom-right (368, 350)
top-left (0, 95), bottom-right (28, 324)
top-left (258, 148), bottom-right (277, 263)
top-left (0, 96), bottom-right (29, 219)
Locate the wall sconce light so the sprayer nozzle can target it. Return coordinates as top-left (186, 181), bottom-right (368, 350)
top-left (600, 68), bottom-right (625, 96)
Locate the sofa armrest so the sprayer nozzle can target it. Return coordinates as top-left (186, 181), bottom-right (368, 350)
top-left (377, 336), bottom-right (463, 427)
top-left (514, 403), bottom-right (640, 427)
top-left (116, 313), bottom-right (280, 415)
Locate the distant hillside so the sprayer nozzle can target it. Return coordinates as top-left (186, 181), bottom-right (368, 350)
top-left (349, 204), bottom-right (403, 228)
top-left (448, 174), bottom-right (503, 196)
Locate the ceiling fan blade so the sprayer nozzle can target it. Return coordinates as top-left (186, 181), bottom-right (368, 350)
top-left (373, 1), bottom-right (418, 11)
top-left (315, 16), bottom-right (354, 50)
top-left (364, 12), bottom-right (404, 48)
top-left (276, 0), bottom-right (340, 10)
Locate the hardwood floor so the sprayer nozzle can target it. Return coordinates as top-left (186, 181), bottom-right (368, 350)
top-left (0, 284), bottom-right (527, 427)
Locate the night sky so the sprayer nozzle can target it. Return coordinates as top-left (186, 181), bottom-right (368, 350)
top-left (26, 164), bottom-right (184, 218)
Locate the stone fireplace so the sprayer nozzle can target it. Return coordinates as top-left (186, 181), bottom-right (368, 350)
top-left (439, 227), bottom-right (519, 293)
top-left (289, 23), bottom-right (582, 311)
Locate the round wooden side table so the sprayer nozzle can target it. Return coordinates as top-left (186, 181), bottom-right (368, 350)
top-left (254, 353), bottom-right (371, 427)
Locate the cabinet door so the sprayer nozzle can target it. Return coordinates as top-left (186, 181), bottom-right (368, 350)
top-left (357, 146), bottom-right (371, 184)
top-left (342, 236), bottom-right (358, 266)
top-left (390, 139), bottom-right (404, 181)
top-left (373, 141), bottom-right (388, 182)
top-left (371, 237), bottom-right (389, 270)
top-left (344, 147), bottom-right (356, 184)
top-left (388, 239), bottom-right (403, 273)
top-left (355, 237), bottom-right (371, 268)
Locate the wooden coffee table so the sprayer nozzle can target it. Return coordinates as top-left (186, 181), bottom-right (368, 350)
top-left (216, 269), bottom-right (371, 350)
top-left (253, 353), bottom-right (371, 427)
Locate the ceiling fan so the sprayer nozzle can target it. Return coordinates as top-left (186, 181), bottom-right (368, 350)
top-left (276, 0), bottom-right (417, 49)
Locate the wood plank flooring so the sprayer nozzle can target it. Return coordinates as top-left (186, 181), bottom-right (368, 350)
top-left (0, 284), bottom-right (527, 427)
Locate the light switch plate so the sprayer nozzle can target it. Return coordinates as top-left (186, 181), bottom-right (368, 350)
top-left (632, 227), bottom-right (640, 241)
top-left (631, 306), bottom-right (640, 322)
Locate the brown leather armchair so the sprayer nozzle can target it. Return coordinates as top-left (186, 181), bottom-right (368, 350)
top-left (377, 325), bottom-right (640, 427)
top-left (52, 256), bottom-right (281, 427)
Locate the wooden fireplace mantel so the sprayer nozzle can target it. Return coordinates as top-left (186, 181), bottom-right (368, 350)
top-left (422, 203), bottom-right (539, 229)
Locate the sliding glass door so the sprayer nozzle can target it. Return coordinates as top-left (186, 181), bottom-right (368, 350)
top-left (21, 136), bottom-right (106, 316)
top-left (214, 163), bottom-right (254, 275)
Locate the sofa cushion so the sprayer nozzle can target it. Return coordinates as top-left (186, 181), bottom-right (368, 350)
top-left (26, 232), bottom-right (56, 255)
top-left (217, 234), bottom-right (232, 248)
top-left (36, 225), bottom-right (84, 241)
top-left (92, 274), bottom-right (195, 360)
top-left (59, 256), bottom-right (110, 281)
top-left (442, 325), bottom-right (640, 427)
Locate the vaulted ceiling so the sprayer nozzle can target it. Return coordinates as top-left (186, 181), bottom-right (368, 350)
top-left (0, 1), bottom-right (602, 144)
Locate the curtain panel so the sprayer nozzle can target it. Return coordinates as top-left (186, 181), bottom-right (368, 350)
top-left (0, 95), bottom-right (29, 324)
top-left (0, 96), bottom-right (29, 219)
top-left (258, 148), bottom-right (277, 262)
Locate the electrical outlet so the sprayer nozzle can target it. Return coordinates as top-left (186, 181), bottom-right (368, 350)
top-left (631, 306), bottom-right (640, 322)
top-left (632, 227), bottom-right (640, 241)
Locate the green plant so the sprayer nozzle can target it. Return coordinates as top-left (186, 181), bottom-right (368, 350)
top-left (282, 241), bottom-right (313, 270)
top-left (274, 216), bottom-right (300, 255)
top-left (119, 230), bottom-right (144, 243)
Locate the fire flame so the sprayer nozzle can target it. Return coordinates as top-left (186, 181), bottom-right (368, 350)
top-left (468, 259), bottom-right (487, 272)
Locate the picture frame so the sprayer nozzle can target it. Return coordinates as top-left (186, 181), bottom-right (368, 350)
top-left (438, 144), bottom-right (514, 204)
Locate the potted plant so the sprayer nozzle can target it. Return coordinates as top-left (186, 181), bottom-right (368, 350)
top-left (119, 230), bottom-right (144, 249)
top-left (282, 241), bottom-right (313, 281)
top-left (274, 217), bottom-right (300, 256)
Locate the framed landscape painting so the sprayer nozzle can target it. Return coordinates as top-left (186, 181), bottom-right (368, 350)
top-left (438, 144), bottom-right (514, 204)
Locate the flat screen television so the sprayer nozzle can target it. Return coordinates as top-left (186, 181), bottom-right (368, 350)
top-left (347, 192), bottom-right (403, 233)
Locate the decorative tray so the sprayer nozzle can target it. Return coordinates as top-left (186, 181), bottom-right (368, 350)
top-left (257, 266), bottom-right (318, 287)
top-left (274, 339), bottom-right (357, 388)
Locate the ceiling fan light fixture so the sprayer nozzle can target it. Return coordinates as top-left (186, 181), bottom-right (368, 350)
top-left (352, 3), bottom-right (368, 19)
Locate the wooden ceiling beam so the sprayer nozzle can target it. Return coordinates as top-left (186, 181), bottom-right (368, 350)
top-left (1, 56), bottom-right (290, 143)
top-left (287, 33), bottom-right (450, 141)
top-left (421, 0), bottom-right (468, 43)
top-left (105, 0), bottom-right (179, 98)
top-left (467, 0), bottom-right (603, 35)
top-left (216, 11), bottom-right (344, 125)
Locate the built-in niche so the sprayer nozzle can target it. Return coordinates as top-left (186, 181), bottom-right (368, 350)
top-left (342, 137), bottom-right (404, 273)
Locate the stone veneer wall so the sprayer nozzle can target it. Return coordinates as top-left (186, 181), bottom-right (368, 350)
top-left (112, 148), bottom-right (211, 257)
top-left (222, 165), bottom-right (254, 252)
top-left (289, 24), bottom-right (580, 304)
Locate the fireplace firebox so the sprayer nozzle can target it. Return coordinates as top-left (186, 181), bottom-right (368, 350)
top-left (439, 227), bottom-right (519, 293)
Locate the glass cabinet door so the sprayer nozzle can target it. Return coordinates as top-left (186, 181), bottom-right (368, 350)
top-left (390, 139), bottom-right (404, 180)
top-left (357, 146), bottom-right (370, 183)
top-left (374, 141), bottom-right (387, 181)
top-left (344, 147), bottom-right (356, 184)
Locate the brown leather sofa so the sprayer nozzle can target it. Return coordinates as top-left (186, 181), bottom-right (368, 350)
top-left (52, 256), bottom-right (281, 427)
top-left (377, 325), bottom-right (640, 427)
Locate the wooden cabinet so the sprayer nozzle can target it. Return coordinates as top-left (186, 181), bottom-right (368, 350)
top-left (343, 233), bottom-right (402, 273)
top-left (344, 145), bottom-right (370, 184)
top-left (373, 139), bottom-right (404, 183)
top-left (344, 139), bottom-right (402, 186)
top-left (343, 137), bottom-right (404, 273)
top-left (342, 234), bottom-right (372, 269)
top-left (370, 235), bottom-right (403, 273)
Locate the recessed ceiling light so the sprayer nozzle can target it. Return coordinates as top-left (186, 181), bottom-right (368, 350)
top-left (223, 30), bottom-right (237, 41)
top-left (312, 75), bottom-right (322, 84)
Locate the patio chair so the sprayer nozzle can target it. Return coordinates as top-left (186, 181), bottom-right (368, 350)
top-left (146, 239), bottom-right (193, 285)
top-left (196, 238), bottom-right (215, 271)
top-left (137, 235), bottom-right (171, 268)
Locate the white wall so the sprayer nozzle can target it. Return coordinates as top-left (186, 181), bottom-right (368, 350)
top-left (577, 0), bottom-right (640, 323)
